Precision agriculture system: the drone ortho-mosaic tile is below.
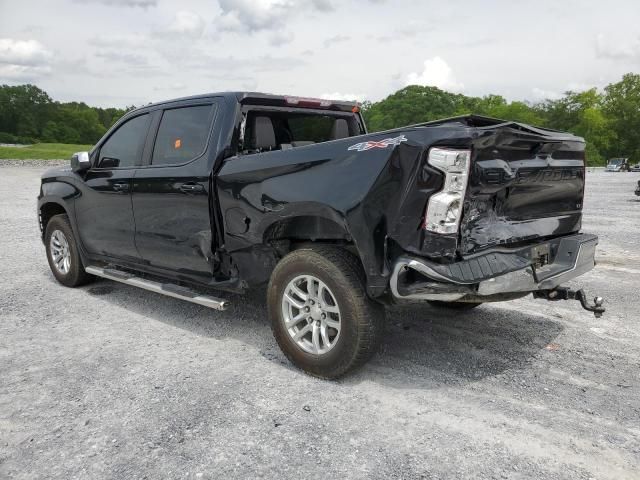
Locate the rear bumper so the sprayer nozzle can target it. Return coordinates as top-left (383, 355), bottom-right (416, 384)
top-left (390, 233), bottom-right (598, 302)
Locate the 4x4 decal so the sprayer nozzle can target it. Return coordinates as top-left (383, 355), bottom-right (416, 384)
top-left (348, 135), bottom-right (408, 152)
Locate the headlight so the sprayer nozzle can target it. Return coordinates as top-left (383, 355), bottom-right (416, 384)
top-left (423, 148), bottom-right (471, 234)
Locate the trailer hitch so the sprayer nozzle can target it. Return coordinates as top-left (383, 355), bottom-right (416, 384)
top-left (533, 287), bottom-right (605, 318)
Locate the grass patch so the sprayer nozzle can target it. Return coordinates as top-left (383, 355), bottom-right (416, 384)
top-left (0, 143), bottom-right (92, 160)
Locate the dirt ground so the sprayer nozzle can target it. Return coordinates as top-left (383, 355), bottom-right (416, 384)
top-left (1, 166), bottom-right (639, 479)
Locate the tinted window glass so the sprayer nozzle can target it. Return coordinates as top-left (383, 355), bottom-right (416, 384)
top-left (287, 115), bottom-right (336, 143)
top-left (152, 105), bottom-right (214, 166)
top-left (98, 114), bottom-right (150, 168)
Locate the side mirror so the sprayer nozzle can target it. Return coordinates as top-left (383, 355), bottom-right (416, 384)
top-left (71, 151), bottom-right (91, 173)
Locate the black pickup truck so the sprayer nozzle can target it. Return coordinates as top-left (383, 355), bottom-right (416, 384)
top-left (38, 92), bottom-right (605, 378)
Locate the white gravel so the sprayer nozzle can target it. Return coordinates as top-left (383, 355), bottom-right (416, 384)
top-left (1, 166), bottom-right (639, 479)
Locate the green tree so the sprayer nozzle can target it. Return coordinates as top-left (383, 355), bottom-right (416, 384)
top-left (539, 89), bottom-right (614, 164)
top-left (363, 85), bottom-right (465, 131)
top-left (603, 73), bottom-right (640, 161)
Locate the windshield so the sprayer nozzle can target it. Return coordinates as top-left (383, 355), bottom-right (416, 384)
top-left (608, 158), bottom-right (623, 165)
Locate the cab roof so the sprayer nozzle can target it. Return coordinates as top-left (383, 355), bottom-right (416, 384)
top-left (134, 91), bottom-right (360, 114)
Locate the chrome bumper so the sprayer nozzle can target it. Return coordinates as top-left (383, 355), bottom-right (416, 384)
top-left (390, 234), bottom-right (598, 302)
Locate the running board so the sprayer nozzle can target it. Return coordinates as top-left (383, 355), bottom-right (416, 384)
top-left (85, 266), bottom-right (229, 311)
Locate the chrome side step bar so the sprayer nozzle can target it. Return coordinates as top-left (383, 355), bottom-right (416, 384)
top-left (85, 266), bottom-right (229, 311)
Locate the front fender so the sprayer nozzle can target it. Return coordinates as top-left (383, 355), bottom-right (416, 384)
top-left (37, 177), bottom-right (82, 246)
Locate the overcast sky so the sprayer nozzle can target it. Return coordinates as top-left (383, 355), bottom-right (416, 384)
top-left (1, 0), bottom-right (640, 107)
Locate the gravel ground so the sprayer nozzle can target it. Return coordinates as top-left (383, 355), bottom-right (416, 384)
top-left (1, 166), bottom-right (639, 480)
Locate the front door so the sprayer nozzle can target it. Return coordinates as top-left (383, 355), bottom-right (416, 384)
top-left (75, 113), bottom-right (151, 261)
top-left (132, 102), bottom-right (218, 279)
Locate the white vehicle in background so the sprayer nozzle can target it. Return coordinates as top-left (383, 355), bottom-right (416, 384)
top-left (605, 158), bottom-right (630, 172)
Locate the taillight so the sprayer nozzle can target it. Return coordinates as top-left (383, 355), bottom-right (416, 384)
top-left (423, 147), bottom-right (471, 234)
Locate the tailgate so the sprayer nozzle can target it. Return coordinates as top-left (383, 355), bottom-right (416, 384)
top-left (461, 125), bottom-right (585, 255)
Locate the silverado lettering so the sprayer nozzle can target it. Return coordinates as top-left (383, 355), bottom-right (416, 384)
top-left (516, 168), bottom-right (581, 184)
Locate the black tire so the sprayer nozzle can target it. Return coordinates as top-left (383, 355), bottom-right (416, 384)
top-left (267, 246), bottom-right (385, 379)
top-left (428, 300), bottom-right (482, 311)
top-left (44, 214), bottom-right (94, 287)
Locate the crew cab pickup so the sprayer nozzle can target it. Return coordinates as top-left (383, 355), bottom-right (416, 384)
top-left (38, 92), bottom-right (605, 378)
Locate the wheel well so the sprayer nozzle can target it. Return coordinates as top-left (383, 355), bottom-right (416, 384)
top-left (39, 202), bottom-right (67, 235)
top-left (263, 216), bottom-right (357, 257)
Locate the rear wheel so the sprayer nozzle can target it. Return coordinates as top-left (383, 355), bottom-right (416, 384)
top-left (428, 300), bottom-right (482, 311)
top-left (268, 246), bottom-right (385, 379)
top-left (45, 214), bottom-right (94, 287)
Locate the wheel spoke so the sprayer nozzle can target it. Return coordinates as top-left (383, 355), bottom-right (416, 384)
top-left (306, 276), bottom-right (317, 298)
top-left (325, 318), bottom-right (340, 330)
top-left (293, 324), bottom-right (312, 341)
top-left (285, 312), bottom-right (305, 328)
top-left (290, 283), bottom-right (308, 301)
top-left (320, 324), bottom-right (330, 348)
top-left (323, 304), bottom-right (339, 314)
top-left (311, 324), bottom-right (321, 353)
top-left (284, 293), bottom-right (304, 310)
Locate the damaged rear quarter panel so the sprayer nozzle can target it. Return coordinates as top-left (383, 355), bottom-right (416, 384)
top-left (216, 127), bottom-right (474, 291)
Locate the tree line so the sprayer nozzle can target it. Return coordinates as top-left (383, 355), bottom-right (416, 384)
top-left (362, 73), bottom-right (640, 166)
top-left (2, 73), bottom-right (640, 165)
top-left (0, 84), bottom-right (131, 146)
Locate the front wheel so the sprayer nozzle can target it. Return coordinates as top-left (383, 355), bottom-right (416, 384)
top-left (44, 214), bottom-right (94, 287)
top-left (268, 247), bottom-right (385, 379)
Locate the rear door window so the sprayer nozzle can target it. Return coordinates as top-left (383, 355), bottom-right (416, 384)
top-left (151, 105), bottom-right (215, 166)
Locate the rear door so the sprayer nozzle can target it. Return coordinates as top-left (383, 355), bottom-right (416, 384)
top-left (131, 100), bottom-right (219, 279)
top-left (75, 112), bottom-right (151, 260)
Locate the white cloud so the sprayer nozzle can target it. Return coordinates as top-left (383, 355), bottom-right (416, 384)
top-left (405, 57), bottom-right (464, 92)
top-left (0, 38), bottom-right (52, 66)
top-left (532, 87), bottom-right (563, 101)
top-left (596, 33), bottom-right (640, 61)
top-left (166, 11), bottom-right (205, 37)
top-left (567, 82), bottom-right (595, 92)
top-left (320, 92), bottom-right (367, 102)
top-left (95, 50), bottom-right (149, 65)
top-left (323, 35), bottom-right (350, 48)
top-left (74, 0), bottom-right (157, 7)
top-left (215, 0), bottom-right (334, 33)
top-left (88, 33), bottom-right (148, 48)
top-left (0, 64), bottom-right (52, 81)
top-left (154, 82), bottom-right (187, 91)
top-left (216, 0), bottom-right (293, 32)
top-left (0, 38), bottom-right (52, 80)
top-left (311, 0), bottom-right (334, 11)
top-left (268, 31), bottom-right (295, 46)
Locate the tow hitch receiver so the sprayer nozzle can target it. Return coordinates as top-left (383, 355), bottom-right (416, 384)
top-left (534, 287), bottom-right (605, 318)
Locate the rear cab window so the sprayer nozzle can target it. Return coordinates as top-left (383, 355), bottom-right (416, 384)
top-left (239, 104), bottom-right (365, 155)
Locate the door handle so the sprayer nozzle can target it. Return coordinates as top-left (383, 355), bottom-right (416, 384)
top-left (112, 182), bottom-right (130, 192)
top-left (179, 183), bottom-right (204, 194)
